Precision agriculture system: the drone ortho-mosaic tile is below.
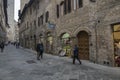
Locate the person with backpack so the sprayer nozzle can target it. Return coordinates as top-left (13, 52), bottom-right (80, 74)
top-left (36, 41), bottom-right (44, 60)
top-left (73, 45), bottom-right (81, 64)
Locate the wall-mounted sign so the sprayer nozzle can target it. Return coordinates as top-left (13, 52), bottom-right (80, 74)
top-left (48, 23), bottom-right (55, 29)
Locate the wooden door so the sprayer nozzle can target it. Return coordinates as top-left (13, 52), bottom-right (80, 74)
top-left (77, 31), bottom-right (89, 60)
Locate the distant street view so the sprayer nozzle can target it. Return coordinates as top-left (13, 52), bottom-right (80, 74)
top-left (0, 0), bottom-right (120, 80)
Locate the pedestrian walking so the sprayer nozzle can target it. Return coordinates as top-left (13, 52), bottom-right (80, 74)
top-left (16, 42), bottom-right (20, 49)
top-left (36, 41), bottom-right (44, 60)
top-left (73, 45), bottom-right (81, 64)
top-left (0, 42), bottom-right (5, 52)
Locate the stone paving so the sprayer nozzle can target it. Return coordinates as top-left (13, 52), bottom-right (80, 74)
top-left (0, 45), bottom-right (120, 80)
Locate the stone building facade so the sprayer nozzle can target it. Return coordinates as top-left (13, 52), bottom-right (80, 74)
top-left (0, 0), bottom-right (8, 42)
top-left (20, 0), bottom-right (30, 12)
top-left (14, 20), bottom-right (19, 42)
top-left (7, 0), bottom-right (15, 42)
top-left (19, 0), bottom-right (120, 67)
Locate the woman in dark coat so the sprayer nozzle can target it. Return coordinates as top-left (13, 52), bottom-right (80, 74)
top-left (36, 42), bottom-right (44, 60)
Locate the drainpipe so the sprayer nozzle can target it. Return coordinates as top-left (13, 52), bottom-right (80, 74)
top-left (94, 20), bottom-right (100, 63)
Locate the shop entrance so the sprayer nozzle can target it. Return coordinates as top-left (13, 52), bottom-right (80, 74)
top-left (46, 32), bottom-right (53, 54)
top-left (60, 33), bottom-right (71, 57)
top-left (77, 31), bottom-right (89, 60)
top-left (112, 23), bottom-right (120, 67)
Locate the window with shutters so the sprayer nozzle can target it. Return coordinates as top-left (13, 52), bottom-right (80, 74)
top-left (78, 0), bottom-right (83, 8)
top-left (73, 0), bottom-right (77, 10)
top-left (30, 7), bottom-right (32, 15)
top-left (56, 5), bottom-right (59, 18)
top-left (27, 22), bottom-right (29, 29)
top-left (34, 20), bottom-right (36, 29)
top-left (45, 11), bottom-right (49, 22)
top-left (38, 17), bottom-right (40, 27)
top-left (68, 0), bottom-right (71, 13)
top-left (73, 0), bottom-right (83, 10)
top-left (64, 0), bottom-right (67, 14)
top-left (60, 1), bottom-right (64, 16)
top-left (40, 15), bottom-right (44, 25)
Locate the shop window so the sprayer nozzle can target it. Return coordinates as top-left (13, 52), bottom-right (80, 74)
top-left (61, 33), bottom-right (71, 57)
top-left (47, 33), bottom-right (53, 45)
top-left (112, 23), bottom-right (120, 67)
top-left (46, 32), bottom-right (53, 53)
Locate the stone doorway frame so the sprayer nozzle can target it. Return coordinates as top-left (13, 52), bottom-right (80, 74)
top-left (77, 30), bottom-right (90, 60)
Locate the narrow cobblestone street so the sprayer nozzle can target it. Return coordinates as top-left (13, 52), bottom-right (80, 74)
top-left (0, 45), bottom-right (120, 80)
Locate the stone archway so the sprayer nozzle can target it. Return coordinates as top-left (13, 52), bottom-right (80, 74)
top-left (112, 23), bottom-right (120, 67)
top-left (46, 32), bottom-right (53, 54)
top-left (77, 31), bottom-right (89, 60)
top-left (60, 33), bottom-right (71, 57)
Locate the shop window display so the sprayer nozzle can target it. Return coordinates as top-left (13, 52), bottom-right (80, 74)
top-left (113, 24), bottom-right (120, 67)
top-left (46, 33), bottom-right (53, 54)
top-left (61, 33), bottom-right (71, 57)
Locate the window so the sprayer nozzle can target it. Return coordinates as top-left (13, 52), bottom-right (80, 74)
top-left (78, 0), bottom-right (83, 8)
top-left (68, 0), bottom-right (71, 13)
top-left (34, 20), bottom-right (36, 28)
top-left (60, 1), bottom-right (64, 16)
top-left (45, 11), bottom-right (49, 22)
top-left (38, 15), bottom-right (44, 26)
top-left (56, 5), bottom-right (59, 18)
top-left (40, 15), bottom-right (44, 25)
top-left (30, 7), bottom-right (32, 15)
top-left (64, 0), bottom-right (67, 14)
top-left (73, 0), bottom-right (83, 10)
top-left (27, 22), bottom-right (29, 28)
top-left (56, 0), bottom-right (82, 17)
top-left (112, 23), bottom-right (120, 67)
top-left (38, 17), bottom-right (40, 26)
top-left (37, 1), bottom-right (39, 9)
top-left (73, 0), bottom-right (77, 10)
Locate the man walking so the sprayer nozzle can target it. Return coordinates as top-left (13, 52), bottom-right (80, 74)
top-left (36, 41), bottom-right (44, 60)
top-left (73, 45), bottom-right (81, 64)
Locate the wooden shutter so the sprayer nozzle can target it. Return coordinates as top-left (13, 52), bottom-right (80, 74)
top-left (56, 5), bottom-right (59, 18)
top-left (64, 0), bottom-right (67, 14)
top-left (78, 0), bottom-right (83, 8)
top-left (68, 0), bottom-right (71, 13)
top-left (46, 11), bottom-right (49, 22)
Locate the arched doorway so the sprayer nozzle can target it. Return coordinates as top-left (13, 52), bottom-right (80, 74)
top-left (46, 32), bottom-right (53, 54)
top-left (112, 23), bottom-right (120, 67)
top-left (60, 33), bottom-right (71, 57)
top-left (77, 31), bottom-right (89, 60)
top-left (39, 34), bottom-right (44, 42)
